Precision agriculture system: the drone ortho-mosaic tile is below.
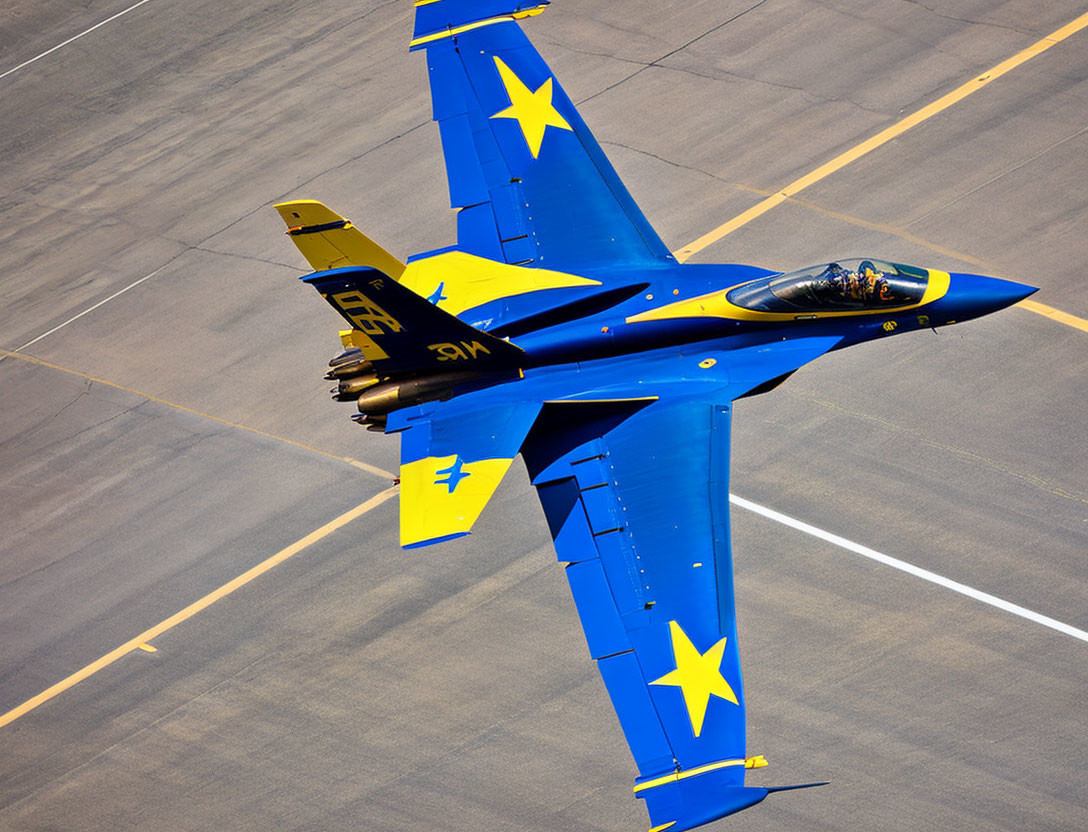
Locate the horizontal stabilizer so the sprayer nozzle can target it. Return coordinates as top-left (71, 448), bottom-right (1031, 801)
top-left (304, 266), bottom-right (525, 375)
top-left (275, 199), bottom-right (406, 277)
top-left (397, 399), bottom-right (542, 548)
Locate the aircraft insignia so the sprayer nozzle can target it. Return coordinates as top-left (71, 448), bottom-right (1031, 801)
top-left (434, 456), bottom-right (471, 493)
top-left (651, 620), bottom-right (739, 738)
top-left (489, 56), bottom-right (572, 159)
top-left (427, 281), bottom-right (448, 305)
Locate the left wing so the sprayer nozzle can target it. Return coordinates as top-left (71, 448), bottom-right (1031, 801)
top-left (410, 0), bottom-right (673, 270)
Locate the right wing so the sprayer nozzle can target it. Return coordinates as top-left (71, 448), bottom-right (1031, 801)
top-left (410, 0), bottom-right (674, 270)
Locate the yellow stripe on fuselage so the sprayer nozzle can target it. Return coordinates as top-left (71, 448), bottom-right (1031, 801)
top-left (627, 270), bottom-right (950, 325)
top-left (399, 250), bottom-right (601, 317)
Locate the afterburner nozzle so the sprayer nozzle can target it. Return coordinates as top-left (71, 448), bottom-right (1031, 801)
top-left (355, 371), bottom-right (483, 416)
top-left (326, 358), bottom-right (374, 379)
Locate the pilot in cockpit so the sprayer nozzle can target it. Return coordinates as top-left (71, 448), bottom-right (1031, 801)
top-left (815, 260), bottom-right (894, 305)
top-left (821, 262), bottom-right (849, 296)
top-left (858, 261), bottom-right (894, 303)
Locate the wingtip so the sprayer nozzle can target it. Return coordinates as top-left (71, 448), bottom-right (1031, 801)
top-left (764, 781), bottom-right (830, 793)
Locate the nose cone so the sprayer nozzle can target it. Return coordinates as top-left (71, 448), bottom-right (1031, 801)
top-left (934, 273), bottom-right (1038, 323)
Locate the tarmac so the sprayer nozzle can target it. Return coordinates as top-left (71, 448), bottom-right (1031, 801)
top-left (1, 1), bottom-right (1085, 829)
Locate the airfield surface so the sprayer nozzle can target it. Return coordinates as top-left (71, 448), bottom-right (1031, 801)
top-left (1, 1), bottom-right (1086, 829)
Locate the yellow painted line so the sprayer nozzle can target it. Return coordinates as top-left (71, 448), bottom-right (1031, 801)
top-left (0, 348), bottom-right (395, 480)
top-left (1016, 299), bottom-right (1088, 333)
top-left (137, 643), bottom-right (157, 653)
top-left (0, 486), bottom-right (398, 729)
top-left (674, 10), bottom-right (1088, 263)
top-left (633, 758), bottom-right (746, 793)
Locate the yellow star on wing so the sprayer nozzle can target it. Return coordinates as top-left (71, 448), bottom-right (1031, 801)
top-left (650, 620), bottom-right (738, 738)
top-left (489, 56), bottom-right (572, 159)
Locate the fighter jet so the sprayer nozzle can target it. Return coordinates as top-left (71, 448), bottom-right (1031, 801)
top-left (275, 2), bottom-right (1035, 829)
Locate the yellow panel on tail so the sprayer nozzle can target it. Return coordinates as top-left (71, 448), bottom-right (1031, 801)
top-left (399, 455), bottom-right (514, 547)
top-left (274, 199), bottom-right (406, 278)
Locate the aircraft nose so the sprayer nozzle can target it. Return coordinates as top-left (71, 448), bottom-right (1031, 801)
top-left (937, 273), bottom-right (1038, 322)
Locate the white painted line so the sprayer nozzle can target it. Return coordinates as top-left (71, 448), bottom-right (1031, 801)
top-left (15, 264), bottom-right (167, 352)
top-left (0, 0), bottom-right (155, 82)
top-left (730, 493), bottom-right (1088, 644)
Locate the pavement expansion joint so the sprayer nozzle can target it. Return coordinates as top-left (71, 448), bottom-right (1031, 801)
top-left (0, 348), bottom-right (396, 480)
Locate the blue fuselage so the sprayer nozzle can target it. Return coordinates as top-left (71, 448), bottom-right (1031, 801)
top-left (496, 262), bottom-right (1034, 370)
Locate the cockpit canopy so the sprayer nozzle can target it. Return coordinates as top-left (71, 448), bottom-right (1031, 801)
top-left (727, 259), bottom-right (928, 312)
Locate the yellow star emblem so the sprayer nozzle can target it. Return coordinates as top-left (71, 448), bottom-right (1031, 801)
top-left (650, 620), bottom-right (739, 738)
top-left (489, 56), bottom-right (572, 159)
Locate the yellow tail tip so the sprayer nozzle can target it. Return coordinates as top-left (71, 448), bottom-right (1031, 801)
top-left (273, 199), bottom-right (405, 278)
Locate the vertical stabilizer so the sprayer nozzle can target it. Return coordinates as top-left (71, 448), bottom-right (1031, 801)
top-left (275, 199), bottom-right (406, 277)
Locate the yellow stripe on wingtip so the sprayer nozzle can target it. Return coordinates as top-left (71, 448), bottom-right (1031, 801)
top-left (408, 6), bottom-right (546, 47)
top-left (633, 759), bottom-right (747, 794)
top-left (648, 823), bottom-right (677, 832)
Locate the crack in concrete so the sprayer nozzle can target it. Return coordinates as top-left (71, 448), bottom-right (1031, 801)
top-left (906, 124), bottom-right (1088, 229)
top-left (575, 0), bottom-right (771, 106)
top-left (600, 139), bottom-right (733, 185)
top-left (190, 246), bottom-right (301, 271)
top-left (898, 0), bottom-right (1040, 37)
top-left (652, 60), bottom-right (891, 116)
top-left (194, 119), bottom-right (430, 252)
top-left (566, 1), bottom-right (886, 118)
